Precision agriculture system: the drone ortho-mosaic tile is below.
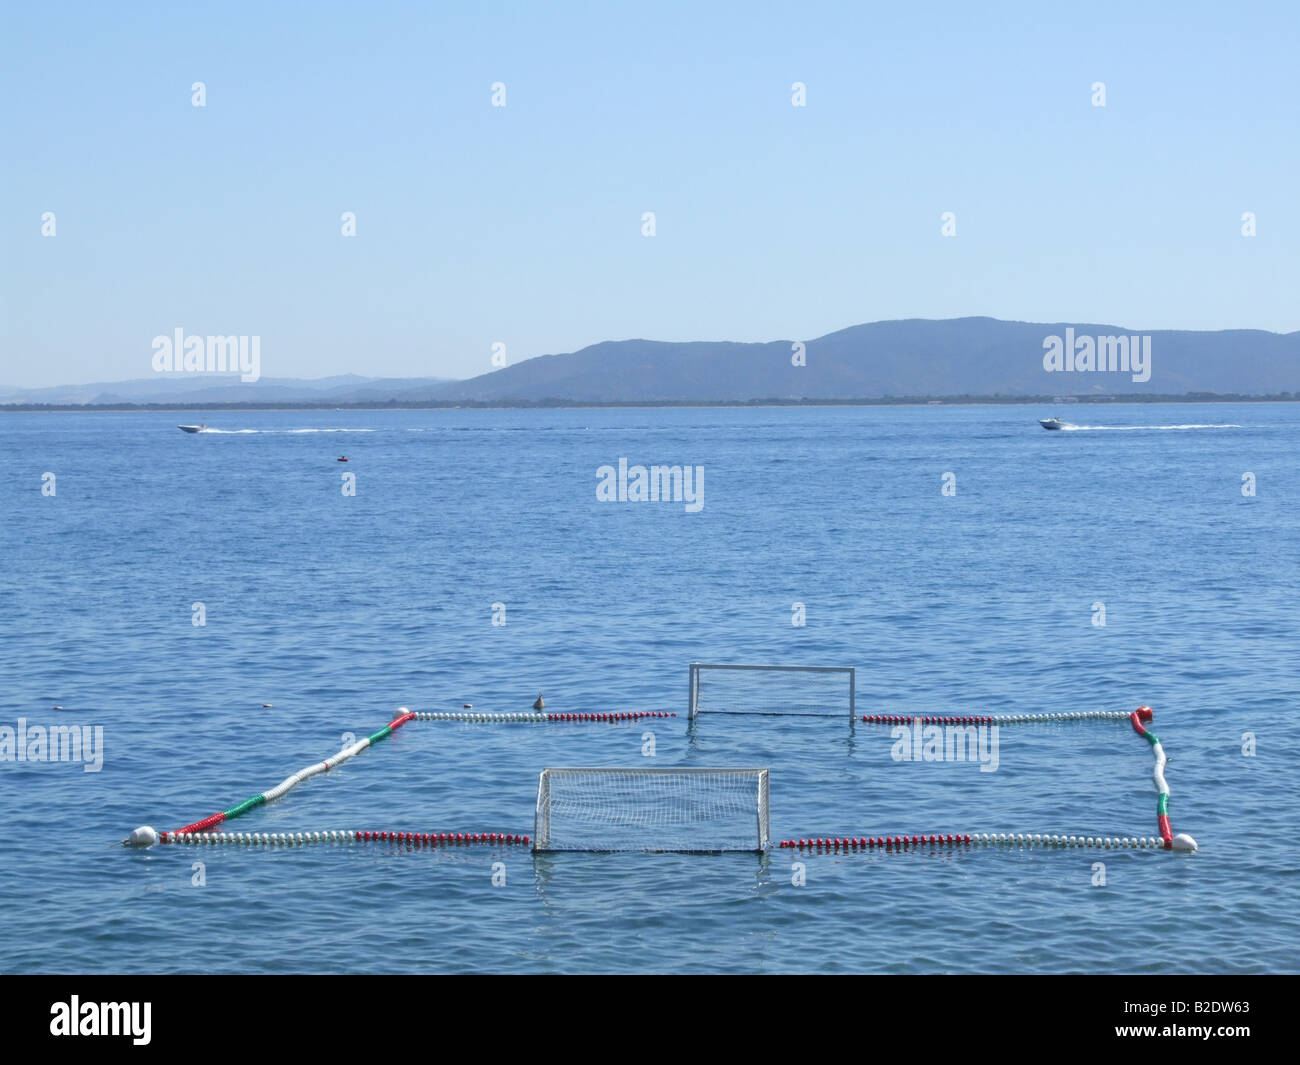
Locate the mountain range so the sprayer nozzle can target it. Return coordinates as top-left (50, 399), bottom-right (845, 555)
top-left (5, 318), bottom-right (1298, 406)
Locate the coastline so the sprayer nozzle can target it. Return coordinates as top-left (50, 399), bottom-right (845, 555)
top-left (3, 394), bottom-right (1298, 414)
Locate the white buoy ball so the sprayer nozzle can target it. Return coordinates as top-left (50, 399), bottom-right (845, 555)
top-left (125, 826), bottom-right (158, 847)
top-left (1171, 833), bottom-right (1198, 853)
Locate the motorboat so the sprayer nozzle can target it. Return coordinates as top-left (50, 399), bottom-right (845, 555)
top-left (1039, 417), bottom-right (1072, 430)
top-left (178, 423), bottom-right (207, 433)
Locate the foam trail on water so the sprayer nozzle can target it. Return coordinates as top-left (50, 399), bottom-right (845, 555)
top-left (1058, 424), bottom-right (1242, 432)
top-left (195, 428), bottom-right (375, 434)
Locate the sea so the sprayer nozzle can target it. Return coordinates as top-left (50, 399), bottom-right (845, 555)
top-left (1, 403), bottom-right (1296, 973)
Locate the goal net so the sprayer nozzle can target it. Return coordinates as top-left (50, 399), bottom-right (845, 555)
top-left (688, 663), bottom-right (855, 720)
top-left (533, 767), bottom-right (770, 852)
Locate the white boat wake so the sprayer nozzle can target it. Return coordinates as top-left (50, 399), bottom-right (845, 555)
top-left (195, 427), bottom-right (376, 434)
top-left (1058, 423), bottom-right (1242, 431)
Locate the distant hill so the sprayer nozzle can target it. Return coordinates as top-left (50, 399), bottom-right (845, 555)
top-left (416, 318), bottom-right (1300, 402)
top-left (5, 319), bottom-right (1299, 407)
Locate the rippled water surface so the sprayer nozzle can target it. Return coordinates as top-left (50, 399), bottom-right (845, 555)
top-left (1, 404), bottom-right (1296, 973)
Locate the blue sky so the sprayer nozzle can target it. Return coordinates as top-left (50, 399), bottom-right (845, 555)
top-left (2, 1), bottom-right (1296, 387)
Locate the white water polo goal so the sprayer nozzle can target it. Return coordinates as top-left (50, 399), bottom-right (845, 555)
top-left (688, 663), bottom-right (855, 720)
top-left (533, 767), bottom-right (770, 852)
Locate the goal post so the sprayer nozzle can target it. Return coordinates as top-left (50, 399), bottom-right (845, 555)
top-left (688, 663), bottom-right (856, 720)
top-left (533, 767), bottom-right (770, 852)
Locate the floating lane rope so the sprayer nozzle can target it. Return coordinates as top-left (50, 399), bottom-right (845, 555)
top-left (779, 834), bottom-right (1168, 850)
top-left (813, 705), bottom-right (1197, 854)
top-left (414, 711), bottom-right (675, 724)
top-left (1129, 706), bottom-right (1197, 852)
top-left (149, 710), bottom-right (417, 843)
top-left (125, 704), bottom-right (1197, 855)
top-left (124, 706), bottom-right (675, 847)
top-left (158, 830), bottom-right (530, 846)
top-left (860, 711), bottom-right (1130, 725)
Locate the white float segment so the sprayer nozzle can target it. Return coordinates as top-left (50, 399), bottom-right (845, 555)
top-left (1151, 742), bottom-right (1169, 795)
top-left (259, 736), bottom-right (376, 806)
top-left (1152, 765), bottom-right (1169, 795)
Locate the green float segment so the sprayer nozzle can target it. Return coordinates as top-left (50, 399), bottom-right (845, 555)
top-left (222, 795), bottom-right (266, 819)
top-left (172, 710), bottom-right (416, 836)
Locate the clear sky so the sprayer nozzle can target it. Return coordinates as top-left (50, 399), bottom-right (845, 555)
top-left (2, 0), bottom-right (1296, 387)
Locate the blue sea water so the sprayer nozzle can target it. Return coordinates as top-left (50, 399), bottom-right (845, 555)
top-left (1, 403), bottom-right (1297, 974)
